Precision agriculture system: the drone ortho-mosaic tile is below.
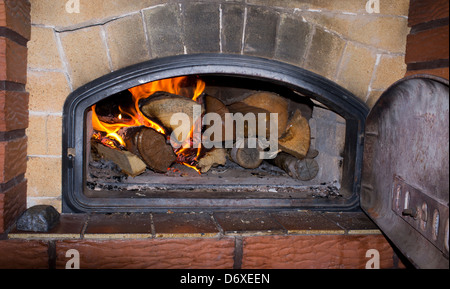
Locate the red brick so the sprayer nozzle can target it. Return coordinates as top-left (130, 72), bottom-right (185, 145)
top-left (0, 239), bottom-right (49, 269)
top-left (242, 235), bottom-right (396, 269)
top-left (0, 37), bottom-right (27, 84)
top-left (0, 0), bottom-right (31, 40)
top-left (0, 136), bottom-right (27, 183)
top-left (56, 238), bottom-right (236, 269)
top-left (405, 25), bottom-right (449, 64)
top-left (0, 178), bottom-right (26, 233)
top-left (408, 0), bottom-right (449, 27)
top-left (0, 90), bottom-right (29, 131)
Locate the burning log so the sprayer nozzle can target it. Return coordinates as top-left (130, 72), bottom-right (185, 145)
top-left (204, 95), bottom-right (232, 143)
top-left (92, 142), bottom-right (147, 177)
top-left (138, 91), bottom-right (205, 143)
top-left (278, 109), bottom-right (311, 160)
top-left (229, 139), bottom-right (264, 169)
top-left (271, 152), bottom-right (319, 181)
top-left (197, 148), bottom-right (227, 173)
top-left (125, 127), bottom-right (177, 173)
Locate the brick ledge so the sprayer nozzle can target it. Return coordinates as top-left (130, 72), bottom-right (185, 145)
top-left (7, 210), bottom-right (382, 240)
top-left (1, 210), bottom-right (406, 269)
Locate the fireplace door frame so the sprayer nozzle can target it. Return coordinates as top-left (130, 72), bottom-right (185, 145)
top-left (62, 53), bottom-right (369, 213)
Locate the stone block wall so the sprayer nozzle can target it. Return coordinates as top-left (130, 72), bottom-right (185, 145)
top-left (25, 0), bottom-right (410, 211)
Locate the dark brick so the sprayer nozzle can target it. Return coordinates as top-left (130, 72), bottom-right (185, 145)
top-left (153, 212), bottom-right (219, 238)
top-left (270, 210), bottom-right (344, 233)
top-left (214, 211), bottom-right (285, 235)
top-left (183, 2), bottom-right (220, 54)
top-left (221, 4), bottom-right (245, 53)
top-left (144, 4), bottom-right (185, 58)
top-left (84, 213), bottom-right (152, 237)
top-left (275, 13), bottom-right (312, 65)
top-left (322, 211), bottom-right (380, 232)
top-left (243, 6), bottom-right (279, 58)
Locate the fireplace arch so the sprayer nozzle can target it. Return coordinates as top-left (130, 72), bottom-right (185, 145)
top-left (62, 53), bottom-right (368, 213)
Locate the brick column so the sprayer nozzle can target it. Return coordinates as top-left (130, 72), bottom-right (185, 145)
top-left (405, 0), bottom-right (449, 79)
top-left (0, 0), bottom-right (30, 234)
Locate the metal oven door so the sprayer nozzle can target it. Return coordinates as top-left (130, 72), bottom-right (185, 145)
top-left (361, 75), bottom-right (449, 269)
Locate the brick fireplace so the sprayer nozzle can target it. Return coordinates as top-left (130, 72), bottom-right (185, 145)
top-left (1, 0), bottom-right (448, 269)
top-left (26, 0), bottom-right (411, 212)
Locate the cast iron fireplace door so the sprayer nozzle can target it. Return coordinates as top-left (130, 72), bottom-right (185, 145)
top-left (62, 54), bottom-right (369, 213)
top-left (361, 75), bottom-right (449, 269)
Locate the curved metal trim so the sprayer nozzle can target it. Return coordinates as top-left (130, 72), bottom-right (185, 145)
top-left (62, 53), bottom-right (368, 213)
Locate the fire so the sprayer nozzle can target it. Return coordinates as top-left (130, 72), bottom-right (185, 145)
top-left (92, 76), bottom-right (206, 174)
top-left (91, 105), bottom-right (127, 147)
top-left (128, 76), bottom-right (205, 102)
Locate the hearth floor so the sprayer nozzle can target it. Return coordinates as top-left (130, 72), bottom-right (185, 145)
top-left (8, 211), bottom-right (380, 240)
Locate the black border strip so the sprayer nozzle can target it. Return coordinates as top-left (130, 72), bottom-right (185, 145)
top-left (0, 129), bottom-right (26, 142)
top-left (0, 81), bottom-right (26, 92)
top-left (61, 53), bottom-right (368, 213)
top-left (407, 59), bottom-right (449, 71)
top-left (0, 26), bottom-right (28, 47)
top-left (0, 174), bottom-right (25, 193)
top-left (410, 17), bottom-right (449, 34)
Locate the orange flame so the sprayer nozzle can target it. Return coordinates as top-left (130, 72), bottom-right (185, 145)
top-left (92, 105), bottom-right (126, 147)
top-left (92, 76), bottom-right (206, 174)
top-left (192, 78), bottom-right (206, 102)
top-left (129, 76), bottom-right (186, 99)
top-left (183, 163), bottom-right (202, 175)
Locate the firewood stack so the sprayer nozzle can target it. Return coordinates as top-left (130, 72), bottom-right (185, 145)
top-left (91, 87), bottom-right (319, 181)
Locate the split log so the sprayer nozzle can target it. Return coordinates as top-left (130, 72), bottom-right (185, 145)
top-left (197, 148), bottom-right (227, 173)
top-left (229, 139), bottom-right (263, 169)
top-left (227, 102), bottom-right (272, 139)
top-left (287, 97), bottom-right (314, 121)
top-left (204, 95), bottom-right (232, 143)
top-left (92, 142), bottom-right (147, 177)
top-left (278, 109), bottom-right (311, 160)
top-left (306, 148), bottom-right (319, 159)
top-left (239, 92), bottom-right (289, 136)
top-left (271, 152), bottom-right (319, 181)
top-left (138, 91), bottom-right (205, 143)
top-left (125, 127), bottom-right (177, 173)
